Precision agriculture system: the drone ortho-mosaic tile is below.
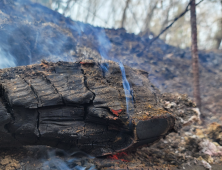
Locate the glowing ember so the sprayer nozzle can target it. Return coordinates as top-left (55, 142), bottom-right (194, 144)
top-left (110, 109), bottom-right (122, 116)
top-left (108, 152), bottom-right (129, 162)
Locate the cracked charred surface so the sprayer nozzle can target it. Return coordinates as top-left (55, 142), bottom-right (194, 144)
top-left (0, 60), bottom-right (198, 157)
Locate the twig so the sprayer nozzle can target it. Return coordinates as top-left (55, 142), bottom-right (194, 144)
top-left (128, 4), bottom-right (140, 31)
top-left (148, 0), bottom-right (204, 47)
top-left (75, 1), bottom-right (109, 26)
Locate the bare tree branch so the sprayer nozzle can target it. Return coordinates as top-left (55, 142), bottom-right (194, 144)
top-left (142, 0), bottom-right (159, 33)
top-left (121, 0), bottom-right (131, 28)
top-left (110, 0), bottom-right (116, 26)
top-left (92, 0), bottom-right (109, 23)
top-left (85, 0), bottom-right (92, 23)
top-left (215, 0), bottom-right (222, 49)
top-left (159, 0), bottom-right (174, 41)
top-left (63, 0), bottom-right (72, 15)
top-left (128, 5), bottom-right (140, 31)
top-left (75, 1), bottom-right (109, 26)
top-left (148, 0), bottom-right (204, 46)
top-left (91, 0), bottom-right (99, 22)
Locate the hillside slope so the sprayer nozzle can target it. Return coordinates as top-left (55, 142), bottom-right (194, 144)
top-left (0, 0), bottom-right (222, 121)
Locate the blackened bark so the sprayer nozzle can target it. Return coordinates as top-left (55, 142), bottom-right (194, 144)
top-left (0, 61), bottom-right (199, 156)
top-left (190, 0), bottom-right (201, 111)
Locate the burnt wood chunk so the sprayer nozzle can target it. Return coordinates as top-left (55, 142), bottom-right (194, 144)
top-left (0, 61), bottom-right (198, 156)
top-left (3, 77), bottom-right (39, 108)
top-left (0, 98), bottom-right (22, 147)
top-left (48, 63), bottom-right (94, 104)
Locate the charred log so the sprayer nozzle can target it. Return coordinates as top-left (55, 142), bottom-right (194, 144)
top-left (0, 60), bottom-right (198, 157)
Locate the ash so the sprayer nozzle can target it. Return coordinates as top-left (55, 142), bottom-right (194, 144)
top-left (1, 123), bottom-right (222, 170)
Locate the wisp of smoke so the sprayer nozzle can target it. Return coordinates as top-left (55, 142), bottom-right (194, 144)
top-left (0, 1), bottom-right (135, 169)
top-left (42, 149), bottom-right (96, 170)
top-left (0, 47), bottom-right (16, 69)
top-left (84, 25), bottom-right (134, 115)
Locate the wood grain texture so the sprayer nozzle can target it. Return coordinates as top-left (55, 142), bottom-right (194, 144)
top-left (0, 60), bottom-right (177, 156)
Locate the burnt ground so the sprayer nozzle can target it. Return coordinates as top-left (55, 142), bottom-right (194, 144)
top-left (1, 124), bottom-right (222, 170)
top-left (0, 61), bottom-right (202, 170)
top-left (0, 0), bottom-right (222, 169)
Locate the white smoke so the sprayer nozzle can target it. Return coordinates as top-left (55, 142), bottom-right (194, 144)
top-left (42, 149), bottom-right (95, 170)
top-left (0, 47), bottom-right (16, 69)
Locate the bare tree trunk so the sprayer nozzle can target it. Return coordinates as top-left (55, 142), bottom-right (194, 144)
top-left (111, 0), bottom-right (116, 25)
top-left (217, 0), bottom-right (222, 49)
top-left (213, 0), bottom-right (222, 49)
top-left (49, 0), bottom-right (52, 8)
top-left (190, 0), bottom-right (201, 111)
top-left (142, 0), bottom-right (159, 33)
top-left (220, 0), bottom-right (222, 49)
top-left (160, 0), bottom-right (173, 41)
top-left (92, 0), bottom-right (99, 22)
top-left (63, 0), bottom-right (72, 15)
top-left (121, 0), bottom-right (131, 28)
top-left (85, 0), bottom-right (92, 23)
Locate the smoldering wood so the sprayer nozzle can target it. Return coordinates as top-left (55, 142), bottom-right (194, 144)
top-left (0, 60), bottom-right (197, 157)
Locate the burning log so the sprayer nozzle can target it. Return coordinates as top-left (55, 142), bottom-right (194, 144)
top-left (0, 60), bottom-right (199, 157)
